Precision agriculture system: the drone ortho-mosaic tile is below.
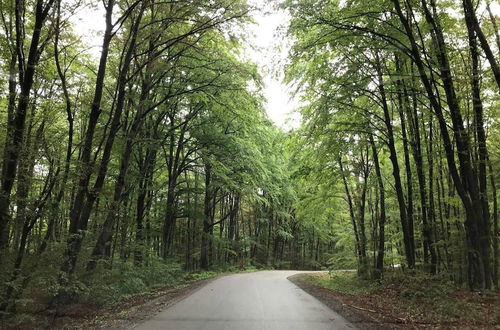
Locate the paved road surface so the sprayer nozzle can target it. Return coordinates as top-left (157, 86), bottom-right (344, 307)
top-left (134, 270), bottom-right (355, 330)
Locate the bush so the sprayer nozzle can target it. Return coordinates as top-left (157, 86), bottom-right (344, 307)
top-left (82, 259), bottom-right (185, 306)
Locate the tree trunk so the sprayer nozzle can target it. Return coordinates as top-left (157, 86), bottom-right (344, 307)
top-left (39, 0), bottom-right (75, 255)
top-left (370, 135), bottom-right (386, 279)
top-left (422, 0), bottom-right (491, 289)
top-left (62, 0), bottom-right (145, 276)
top-left (462, 0), bottom-right (500, 90)
top-left (393, 0), bottom-right (491, 289)
top-left (200, 163), bottom-right (212, 270)
top-left (338, 156), bottom-right (363, 271)
top-left (87, 73), bottom-right (151, 270)
top-left (400, 58), bottom-right (437, 272)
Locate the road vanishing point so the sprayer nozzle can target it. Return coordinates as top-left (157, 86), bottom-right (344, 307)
top-left (134, 270), bottom-right (355, 330)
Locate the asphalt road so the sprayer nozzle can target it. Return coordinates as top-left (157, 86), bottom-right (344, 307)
top-left (134, 270), bottom-right (355, 330)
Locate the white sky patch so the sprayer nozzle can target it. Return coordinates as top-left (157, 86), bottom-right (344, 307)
top-left (70, 2), bottom-right (104, 57)
top-left (246, 0), bottom-right (301, 130)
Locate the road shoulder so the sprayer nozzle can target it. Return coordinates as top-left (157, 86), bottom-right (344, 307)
top-left (88, 275), bottom-right (221, 329)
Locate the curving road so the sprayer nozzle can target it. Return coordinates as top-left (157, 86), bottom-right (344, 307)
top-left (134, 270), bottom-right (355, 330)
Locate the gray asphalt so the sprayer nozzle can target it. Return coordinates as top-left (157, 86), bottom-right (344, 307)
top-left (134, 270), bottom-right (355, 330)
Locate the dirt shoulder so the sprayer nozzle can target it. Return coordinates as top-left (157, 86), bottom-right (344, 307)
top-left (2, 276), bottom-right (220, 330)
top-left (288, 272), bottom-right (499, 330)
top-left (288, 273), bottom-right (403, 330)
top-left (82, 275), bottom-right (220, 329)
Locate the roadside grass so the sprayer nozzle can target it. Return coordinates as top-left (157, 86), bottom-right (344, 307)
top-left (312, 270), bottom-right (380, 295)
top-left (82, 261), bottom-right (188, 307)
top-left (304, 270), bottom-right (500, 327)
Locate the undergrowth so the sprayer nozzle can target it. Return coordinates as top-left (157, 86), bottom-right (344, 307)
top-left (82, 260), bottom-right (186, 306)
top-left (307, 270), bottom-right (379, 295)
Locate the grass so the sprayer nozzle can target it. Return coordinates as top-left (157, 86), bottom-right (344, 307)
top-left (384, 271), bottom-right (500, 325)
top-left (311, 270), bottom-right (380, 295)
top-left (81, 261), bottom-right (186, 306)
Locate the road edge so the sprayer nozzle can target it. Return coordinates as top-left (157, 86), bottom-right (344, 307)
top-left (78, 275), bottom-right (224, 330)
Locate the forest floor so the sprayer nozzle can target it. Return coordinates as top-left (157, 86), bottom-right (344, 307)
top-left (289, 271), bottom-right (500, 329)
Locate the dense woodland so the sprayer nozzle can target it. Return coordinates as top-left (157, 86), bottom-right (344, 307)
top-left (0, 0), bottom-right (499, 318)
top-left (284, 0), bottom-right (500, 291)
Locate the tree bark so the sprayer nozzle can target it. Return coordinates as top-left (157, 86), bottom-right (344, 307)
top-left (200, 163), bottom-right (213, 270)
top-left (370, 135), bottom-right (386, 279)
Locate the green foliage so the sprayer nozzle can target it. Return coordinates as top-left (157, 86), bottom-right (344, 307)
top-left (283, 0), bottom-right (500, 289)
top-left (326, 254), bottom-right (357, 270)
top-left (309, 271), bottom-right (380, 295)
top-left (83, 261), bottom-right (185, 306)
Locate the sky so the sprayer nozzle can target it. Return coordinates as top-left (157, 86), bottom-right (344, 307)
top-left (245, 0), bottom-right (302, 129)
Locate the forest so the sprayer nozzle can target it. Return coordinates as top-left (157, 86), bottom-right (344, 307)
top-left (0, 0), bottom-right (499, 323)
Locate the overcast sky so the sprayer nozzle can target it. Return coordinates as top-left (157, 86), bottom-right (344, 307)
top-left (245, 0), bottom-right (302, 129)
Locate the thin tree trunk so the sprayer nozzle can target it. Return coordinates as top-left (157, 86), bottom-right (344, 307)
top-left (200, 163), bottom-right (212, 270)
top-left (462, 0), bottom-right (500, 90)
top-left (394, 64), bottom-right (416, 266)
top-left (485, 1), bottom-right (500, 55)
top-left (370, 135), bottom-right (386, 279)
top-left (338, 156), bottom-right (362, 271)
top-left (39, 0), bottom-right (74, 254)
top-left (488, 157), bottom-right (498, 288)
